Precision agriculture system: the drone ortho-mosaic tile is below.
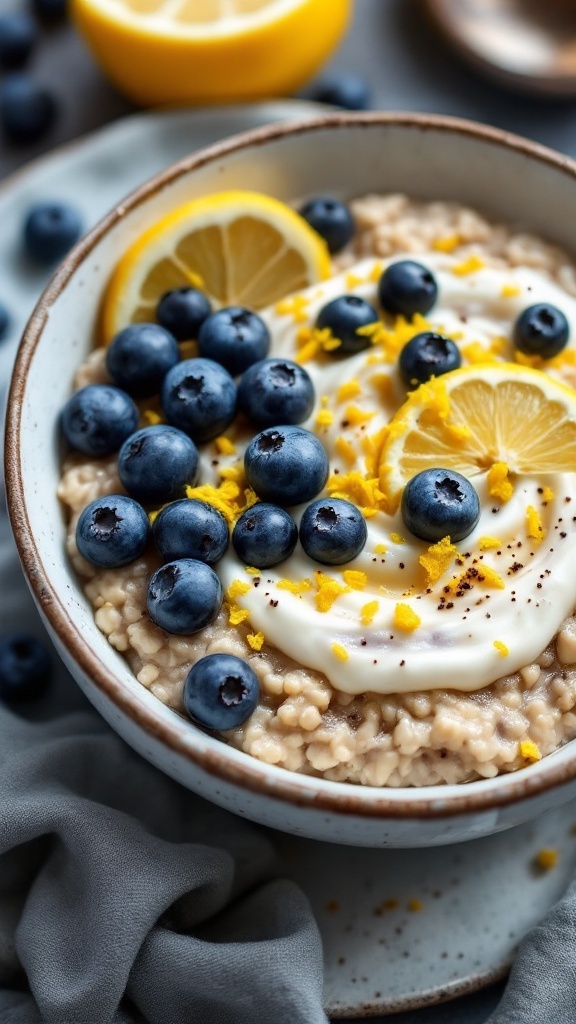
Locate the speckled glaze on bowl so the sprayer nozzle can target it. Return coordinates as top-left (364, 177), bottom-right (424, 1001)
top-left (7, 112), bottom-right (576, 847)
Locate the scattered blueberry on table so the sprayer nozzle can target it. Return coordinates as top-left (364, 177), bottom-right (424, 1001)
top-left (244, 426), bottom-right (329, 505)
top-left (309, 72), bottom-right (371, 111)
top-left (106, 323), bottom-right (180, 398)
top-left (238, 357), bottom-right (315, 428)
top-left (316, 294), bottom-right (378, 354)
top-left (0, 13), bottom-right (38, 70)
top-left (0, 633), bottom-right (51, 704)
top-left (401, 469), bottom-right (481, 543)
top-left (153, 498), bottom-right (229, 565)
top-left (76, 495), bottom-right (150, 568)
top-left (147, 559), bottom-right (223, 634)
top-left (183, 653), bottom-right (259, 731)
top-left (378, 259), bottom-right (438, 318)
top-left (161, 357), bottom-right (237, 442)
top-left (118, 424), bottom-right (199, 505)
top-left (299, 498), bottom-right (367, 565)
top-left (156, 286), bottom-right (212, 341)
top-left (233, 503), bottom-right (298, 568)
top-left (0, 73), bottom-right (57, 143)
top-left (61, 384), bottom-right (139, 456)
top-left (23, 200), bottom-right (82, 263)
top-left (513, 302), bottom-right (569, 358)
top-left (399, 331), bottom-right (462, 386)
top-left (299, 196), bottom-right (355, 254)
top-left (198, 307), bottom-right (271, 376)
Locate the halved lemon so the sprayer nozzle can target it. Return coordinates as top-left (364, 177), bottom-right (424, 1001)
top-left (102, 190), bottom-right (331, 342)
top-left (71, 0), bottom-right (351, 106)
top-left (381, 364), bottom-right (576, 509)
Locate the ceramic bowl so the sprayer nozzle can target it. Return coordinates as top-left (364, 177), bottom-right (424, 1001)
top-left (7, 113), bottom-right (576, 848)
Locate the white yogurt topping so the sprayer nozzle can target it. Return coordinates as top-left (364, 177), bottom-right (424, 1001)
top-left (202, 255), bottom-right (576, 694)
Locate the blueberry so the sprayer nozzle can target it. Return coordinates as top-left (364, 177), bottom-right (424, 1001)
top-left (244, 426), bottom-right (329, 506)
top-left (299, 498), bottom-right (367, 565)
top-left (1, 73), bottom-right (57, 144)
top-left (198, 307), bottom-right (270, 377)
top-left (309, 73), bottom-right (371, 111)
top-left (106, 323), bottom-right (180, 398)
top-left (0, 303), bottom-right (10, 341)
top-left (0, 14), bottom-right (37, 70)
top-left (147, 559), bottom-right (222, 635)
top-left (31, 0), bottom-right (68, 20)
top-left (183, 653), bottom-right (259, 731)
top-left (161, 357), bottom-right (236, 443)
top-left (23, 201), bottom-right (82, 265)
top-left (399, 331), bottom-right (461, 386)
top-left (238, 358), bottom-right (315, 428)
top-left (513, 303), bottom-right (569, 359)
top-left (298, 197), bottom-right (355, 254)
top-left (0, 633), bottom-right (51, 704)
top-left (316, 295), bottom-right (378, 355)
top-left (118, 425), bottom-right (199, 506)
top-left (153, 499), bottom-right (229, 565)
top-left (401, 469), bottom-right (480, 543)
top-left (233, 504), bottom-right (298, 568)
top-left (379, 261), bottom-right (438, 319)
top-left (156, 287), bottom-right (212, 341)
top-left (61, 384), bottom-right (139, 456)
top-left (76, 495), bottom-right (149, 568)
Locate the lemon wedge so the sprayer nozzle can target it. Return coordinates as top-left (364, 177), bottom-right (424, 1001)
top-left (71, 0), bottom-right (351, 105)
top-left (381, 364), bottom-right (576, 510)
top-left (102, 190), bottom-right (331, 341)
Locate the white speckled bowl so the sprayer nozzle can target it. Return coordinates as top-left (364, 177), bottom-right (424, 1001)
top-left (7, 113), bottom-right (576, 847)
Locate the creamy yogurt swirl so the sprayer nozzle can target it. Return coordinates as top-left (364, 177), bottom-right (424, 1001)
top-left (200, 254), bottom-right (576, 695)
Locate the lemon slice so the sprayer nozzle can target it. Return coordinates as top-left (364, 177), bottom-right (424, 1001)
top-left (381, 364), bottom-right (576, 510)
top-left (102, 190), bottom-right (331, 341)
top-left (72, 0), bottom-right (351, 105)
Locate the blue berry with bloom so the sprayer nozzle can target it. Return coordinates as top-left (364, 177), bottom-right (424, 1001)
top-left (298, 196), bottom-right (355, 254)
top-left (244, 425), bottom-right (329, 506)
top-left (118, 424), bottom-right (199, 505)
top-left (106, 323), bottom-right (180, 398)
top-left (184, 653), bottom-right (259, 731)
top-left (1, 74), bottom-right (56, 144)
top-left (233, 503), bottom-right (298, 568)
top-left (0, 633), bottom-right (51, 704)
top-left (310, 73), bottom-right (371, 111)
top-left (76, 495), bottom-right (149, 568)
top-left (161, 357), bottom-right (236, 443)
top-left (156, 287), bottom-right (212, 341)
top-left (61, 384), bottom-right (139, 456)
top-left (399, 331), bottom-right (461, 386)
top-left (378, 260), bottom-right (438, 318)
top-left (316, 294), bottom-right (378, 354)
top-left (238, 357), bottom-right (315, 428)
top-left (401, 469), bottom-right (480, 543)
top-left (0, 13), bottom-right (37, 70)
top-left (198, 307), bottom-right (270, 376)
top-left (147, 559), bottom-right (222, 635)
top-left (299, 498), bottom-right (367, 565)
top-left (153, 499), bottom-right (229, 565)
top-left (513, 303), bottom-right (569, 359)
top-left (23, 200), bottom-right (82, 264)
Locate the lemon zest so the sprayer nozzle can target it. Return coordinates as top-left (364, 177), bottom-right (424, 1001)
top-left (390, 532), bottom-right (405, 544)
top-left (501, 283), bottom-right (521, 298)
top-left (536, 848), bottom-right (558, 871)
top-left (433, 233), bottom-right (461, 252)
top-left (479, 536), bottom-right (501, 550)
top-left (337, 378), bottom-right (362, 403)
top-left (247, 631), bottom-right (265, 651)
top-left (142, 409), bottom-right (162, 425)
top-left (526, 505), bottom-right (545, 545)
top-left (419, 536), bottom-right (458, 585)
top-left (493, 640), bottom-right (509, 657)
top-left (316, 408), bottom-right (334, 428)
top-left (375, 543), bottom-right (387, 555)
top-left (214, 435), bottom-right (236, 455)
top-left (313, 572), bottom-right (351, 613)
top-left (228, 604), bottom-right (250, 626)
top-left (488, 462), bottom-right (514, 503)
top-left (461, 341), bottom-right (498, 365)
top-left (277, 578), bottom-right (312, 595)
top-left (363, 425), bottom-right (389, 478)
top-left (335, 436), bottom-right (357, 464)
top-left (343, 570), bottom-right (367, 591)
top-left (448, 564), bottom-right (505, 593)
top-left (451, 254), bottom-right (485, 276)
top-left (327, 471), bottom-right (386, 513)
top-left (332, 642), bottom-right (349, 662)
top-left (520, 739), bottom-right (542, 762)
top-left (344, 404), bottom-right (376, 427)
top-left (369, 372), bottom-right (395, 403)
top-left (394, 603), bottom-right (421, 631)
top-left (227, 579), bottom-right (251, 600)
top-left (185, 479), bottom-right (257, 525)
top-left (275, 294), bottom-right (310, 323)
top-left (360, 600), bottom-right (379, 625)
top-left (295, 325), bottom-right (341, 363)
top-left (345, 271), bottom-right (364, 289)
top-left (245, 566), bottom-right (260, 575)
top-left (542, 485), bottom-right (555, 502)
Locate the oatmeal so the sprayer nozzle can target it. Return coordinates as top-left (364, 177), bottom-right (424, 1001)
top-left (58, 193), bottom-right (576, 786)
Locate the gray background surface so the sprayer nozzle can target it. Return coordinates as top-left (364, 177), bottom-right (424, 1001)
top-left (2, 0), bottom-right (575, 1019)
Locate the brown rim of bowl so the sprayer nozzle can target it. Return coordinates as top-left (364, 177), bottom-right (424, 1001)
top-left (6, 110), bottom-right (576, 821)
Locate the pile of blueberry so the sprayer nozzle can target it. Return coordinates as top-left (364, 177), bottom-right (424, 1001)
top-left (0, 1), bottom-right (67, 145)
top-left (62, 195), bottom-right (574, 732)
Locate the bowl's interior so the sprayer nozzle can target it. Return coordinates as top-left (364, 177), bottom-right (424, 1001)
top-left (11, 115), bottom-right (576, 811)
